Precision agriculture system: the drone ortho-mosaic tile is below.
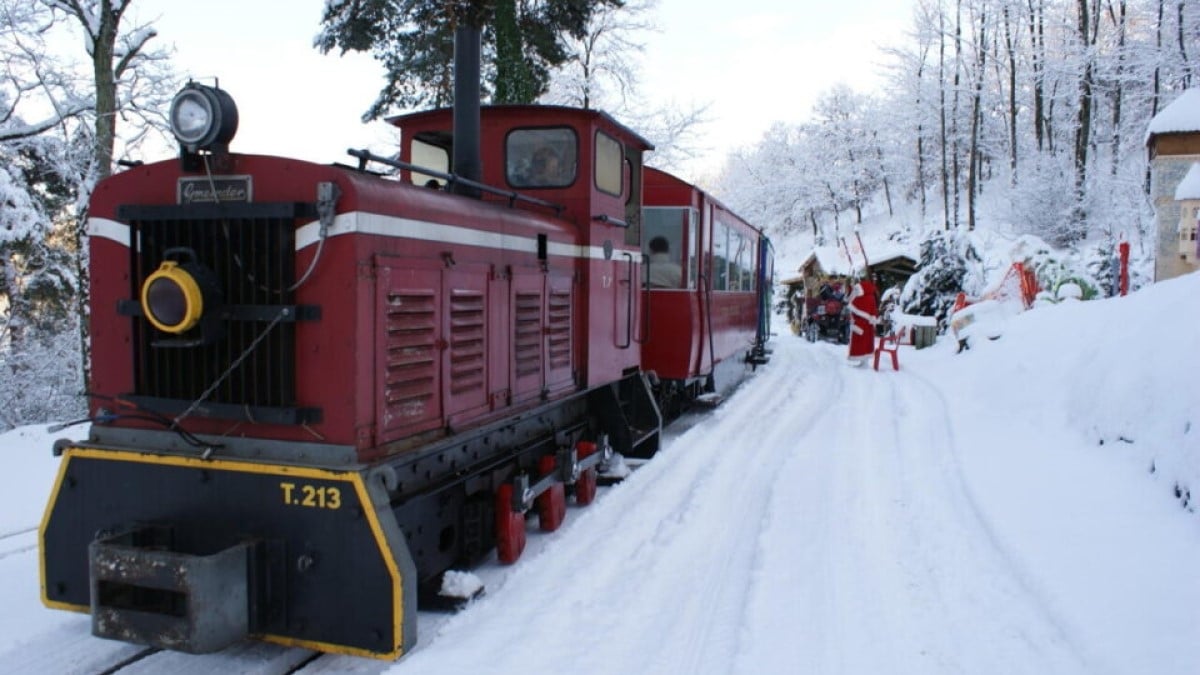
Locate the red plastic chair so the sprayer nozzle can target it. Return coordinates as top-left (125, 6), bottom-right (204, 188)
top-left (873, 327), bottom-right (904, 371)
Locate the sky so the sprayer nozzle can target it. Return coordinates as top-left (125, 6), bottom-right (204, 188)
top-left (121, 0), bottom-right (913, 180)
top-left (3, 230), bottom-right (1199, 672)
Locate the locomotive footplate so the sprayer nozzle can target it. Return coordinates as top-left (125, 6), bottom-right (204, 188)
top-left (40, 447), bottom-right (418, 660)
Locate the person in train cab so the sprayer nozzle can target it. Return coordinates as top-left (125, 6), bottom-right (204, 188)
top-left (530, 145), bottom-right (567, 184)
top-left (646, 236), bottom-right (684, 288)
top-left (846, 274), bottom-right (879, 365)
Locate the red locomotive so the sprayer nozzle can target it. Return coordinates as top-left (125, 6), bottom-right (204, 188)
top-left (39, 36), bottom-right (772, 661)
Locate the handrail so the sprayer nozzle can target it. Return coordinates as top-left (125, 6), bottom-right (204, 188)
top-left (346, 148), bottom-right (565, 216)
top-left (617, 252), bottom-right (636, 349)
top-left (592, 214), bottom-right (628, 227)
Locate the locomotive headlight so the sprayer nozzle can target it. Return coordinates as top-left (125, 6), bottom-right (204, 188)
top-left (141, 261), bottom-right (206, 334)
top-left (169, 82), bottom-right (239, 152)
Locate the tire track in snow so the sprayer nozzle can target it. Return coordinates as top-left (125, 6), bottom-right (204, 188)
top-left (638, 339), bottom-right (843, 675)
top-left (893, 369), bottom-right (1103, 673)
top-left (394, 341), bottom-right (840, 675)
top-left (0, 527), bottom-right (37, 561)
top-left (732, 339), bottom-right (1094, 674)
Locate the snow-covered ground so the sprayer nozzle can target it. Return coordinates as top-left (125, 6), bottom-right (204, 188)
top-left (2, 272), bottom-right (1197, 674)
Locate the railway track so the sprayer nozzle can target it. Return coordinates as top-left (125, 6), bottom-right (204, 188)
top-left (0, 525), bottom-right (37, 561)
top-left (1, 489), bottom-right (602, 675)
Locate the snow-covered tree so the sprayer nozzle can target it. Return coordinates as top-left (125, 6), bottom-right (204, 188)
top-left (0, 0), bottom-right (177, 430)
top-left (900, 229), bottom-right (981, 328)
top-left (539, 0), bottom-right (708, 172)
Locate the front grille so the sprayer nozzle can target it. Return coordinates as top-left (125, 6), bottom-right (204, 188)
top-left (119, 202), bottom-right (315, 424)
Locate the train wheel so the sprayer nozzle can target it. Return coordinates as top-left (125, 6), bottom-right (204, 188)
top-left (537, 455), bottom-right (566, 531)
top-left (495, 484), bottom-right (526, 564)
top-left (575, 467), bottom-right (598, 506)
top-left (575, 441), bottom-right (598, 506)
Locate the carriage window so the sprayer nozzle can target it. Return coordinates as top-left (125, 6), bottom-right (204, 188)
top-left (712, 220), bottom-right (730, 291)
top-left (731, 231), bottom-right (750, 291)
top-left (643, 207), bottom-right (687, 289)
top-left (595, 131), bottom-right (622, 196)
top-left (410, 138), bottom-right (449, 187)
top-left (507, 128), bottom-right (577, 188)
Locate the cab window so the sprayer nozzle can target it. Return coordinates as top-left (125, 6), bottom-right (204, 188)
top-left (595, 131), bottom-right (623, 196)
top-left (507, 128), bottom-right (577, 188)
top-left (409, 137), bottom-right (449, 187)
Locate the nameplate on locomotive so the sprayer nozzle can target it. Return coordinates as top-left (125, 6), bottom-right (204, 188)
top-left (177, 176), bottom-right (253, 204)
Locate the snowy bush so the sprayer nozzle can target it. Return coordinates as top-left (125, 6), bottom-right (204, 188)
top-left (0, 321), bottom-right (84, 431)
top-left (899, 229), bottom-right (982, 331)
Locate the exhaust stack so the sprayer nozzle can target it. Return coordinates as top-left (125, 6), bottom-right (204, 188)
top-left (452, 24), bottom-right (482, 198)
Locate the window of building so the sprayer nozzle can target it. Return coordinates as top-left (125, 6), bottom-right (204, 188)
top-left (506, 127), bottom-right (577, 188)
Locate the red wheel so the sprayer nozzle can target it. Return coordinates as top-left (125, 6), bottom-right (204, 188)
top-left (495, 484), bottom-right (526, 564)
top-left (574, 441), bottom-right (598, 506)
top-left (537, 455), bottom-right (566, 532)
top-left (575, 467), bottom-right (598, 506)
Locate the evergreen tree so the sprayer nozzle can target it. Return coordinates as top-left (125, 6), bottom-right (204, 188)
top-left (316, 0), bottom-right (623, 117)
top-left (900, 230), bottom-right (979, 329)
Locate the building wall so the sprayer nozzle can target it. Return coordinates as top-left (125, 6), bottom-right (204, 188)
top-left (1149, 150), bottom-right (1200, 281)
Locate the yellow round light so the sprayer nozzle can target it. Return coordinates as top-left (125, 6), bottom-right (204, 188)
top-left (141, 261), bottom-right (204, 333)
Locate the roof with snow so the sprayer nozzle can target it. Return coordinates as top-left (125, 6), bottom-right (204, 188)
top-left (1175, 163), bottom-right (1200, 201)
top-left (1146, 89), bottom-right (1200, 142)
top-left (796, 239), bottom-right (918, 279)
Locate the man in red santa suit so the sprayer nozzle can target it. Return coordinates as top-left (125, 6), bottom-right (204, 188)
top-left (846, 275), bottom-right (878, 365)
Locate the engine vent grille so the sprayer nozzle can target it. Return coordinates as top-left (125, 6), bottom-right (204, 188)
top-left (513, 291), bottom-right (542, 378)
top-left (119, 202), bottom-right (314, 424)
top-left (448, 289), bottom-right (485, 395)
top-left (382, 289), bottom-right (438, 420)
top-left (546, 288), bottom-right (572, 370)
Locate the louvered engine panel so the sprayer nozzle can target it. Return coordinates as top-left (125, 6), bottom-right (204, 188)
top-left (545, 274), bottom-right (574, 391)
top-left (378, 266), bottom-right (441, 438)
top-left (444, 266), bottom-right (489, 422)
top-left (511, 273), bottom-right (544, 403)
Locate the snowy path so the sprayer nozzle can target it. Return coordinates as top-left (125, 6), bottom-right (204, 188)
top-left (2, 328), bottom-right (1195, 674)
top-left (732, 346), bottom-right (1088, 674)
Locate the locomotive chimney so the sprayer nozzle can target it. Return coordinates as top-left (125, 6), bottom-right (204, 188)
top-left (452, 23), bottom-right (482, 198)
